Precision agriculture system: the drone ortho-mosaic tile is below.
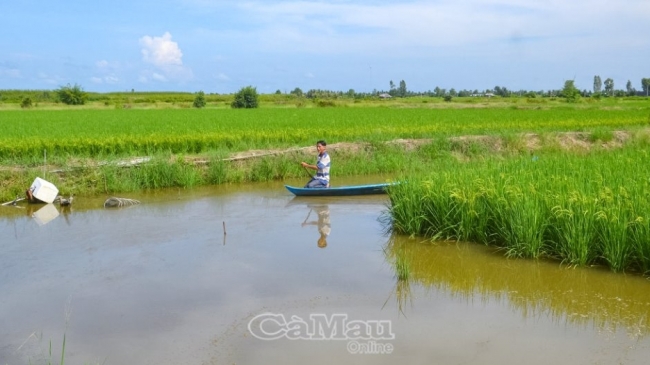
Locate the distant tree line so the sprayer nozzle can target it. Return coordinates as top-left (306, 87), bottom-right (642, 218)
top-left (1, 76), bottom-right (649, 108)
top-left (282, 76), bottom-right (650, 101)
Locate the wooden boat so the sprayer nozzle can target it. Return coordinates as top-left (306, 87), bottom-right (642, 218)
top-left (285, 183), bottom-right (393, 196)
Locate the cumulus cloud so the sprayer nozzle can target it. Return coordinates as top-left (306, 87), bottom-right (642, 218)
top-left (138, 32), bottom-right (193, 82)
top-left (140, 32), bottom-right (184, 67)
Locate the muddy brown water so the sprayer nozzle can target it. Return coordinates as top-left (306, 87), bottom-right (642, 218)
top-left (1, 177), bottom-right (650, 365)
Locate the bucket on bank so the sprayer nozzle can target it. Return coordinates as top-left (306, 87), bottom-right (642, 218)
top-left (27, 177), bottom-right (59, 204)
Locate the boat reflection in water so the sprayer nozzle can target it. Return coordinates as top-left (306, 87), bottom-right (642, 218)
top-left (301, 204), bottom-right (331, 248)
top-left (384, 234), bottom-right (650, 337)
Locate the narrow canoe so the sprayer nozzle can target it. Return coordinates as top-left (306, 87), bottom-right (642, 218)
top-left (285, 183), bottom-right (393, 196)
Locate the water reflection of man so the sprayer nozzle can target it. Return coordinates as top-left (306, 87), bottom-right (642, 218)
top-left (302, 205), bottom-right (331, 248)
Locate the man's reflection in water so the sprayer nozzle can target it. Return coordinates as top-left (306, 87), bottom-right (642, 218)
top-left (301, 204), bottom-right (331, 248)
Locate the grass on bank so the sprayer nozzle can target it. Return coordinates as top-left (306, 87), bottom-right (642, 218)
top-left (1, 127), bottom-right (648, 203)
top-left (0, 140), bottom-right (437, 202)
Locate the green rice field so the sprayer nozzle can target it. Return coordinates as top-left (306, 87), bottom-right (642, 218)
top-left (0, 103), bottom-right (649, 161)
top-left (386, 146), bottom-right (650, 273)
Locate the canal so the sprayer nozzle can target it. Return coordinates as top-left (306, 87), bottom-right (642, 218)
top-left (1, 178), bottom-right (649, 364)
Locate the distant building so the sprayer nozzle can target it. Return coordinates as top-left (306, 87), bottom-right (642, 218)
top-left (379, 93), bottom-right (392, 99)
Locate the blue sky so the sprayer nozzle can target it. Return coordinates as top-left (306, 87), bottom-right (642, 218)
top-left (1, 0), bottom-right (648, 94)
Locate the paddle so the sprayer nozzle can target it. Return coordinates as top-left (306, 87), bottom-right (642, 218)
top-left (299, 161), bottom-right (314, 179)
top-left (302, 209), bottom-right (312, 225)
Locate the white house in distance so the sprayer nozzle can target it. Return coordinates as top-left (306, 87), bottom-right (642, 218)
top-left (378, 93), bottom-right (392, 99)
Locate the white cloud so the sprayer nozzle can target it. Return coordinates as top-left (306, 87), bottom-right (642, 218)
top-left (138, 32), bottom-right (193, 82)
top-left (218, 0), bottom-right (650, 56)
top-left (90, 76), bottom-right (103, 84)
top-left (140, 32), bottom-right (184, 68)
top-left (152, 72), bottom-right (168, 82)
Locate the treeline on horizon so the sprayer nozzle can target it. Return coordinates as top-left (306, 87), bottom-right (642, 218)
top-left (1, 76), bottom-right (649, 104)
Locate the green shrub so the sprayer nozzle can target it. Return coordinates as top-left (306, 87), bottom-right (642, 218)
top-left (562, 80), bottom-right (580, 103)
top-left (20, 97), bottom-right (33, 108)
top-left (316, 99), bottom-right (336, 107)
top-left (193, 91), bottom-right (206, 108)
top-left (231, 86), bottom-right (259, 109)
top-left (56, 83), bottom-right (87, 105)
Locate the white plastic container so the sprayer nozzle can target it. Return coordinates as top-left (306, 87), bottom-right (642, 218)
top-left (29, 177), bottom-right (59, 204)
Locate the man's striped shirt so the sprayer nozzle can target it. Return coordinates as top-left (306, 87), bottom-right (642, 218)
top-left (316, 152), bottom-right (330, 182)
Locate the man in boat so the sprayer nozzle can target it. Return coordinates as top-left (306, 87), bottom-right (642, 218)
top-left (301, 140), bottom-right (330, 188)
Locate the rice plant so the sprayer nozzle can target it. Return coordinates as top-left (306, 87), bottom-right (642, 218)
top-left (387, 146), bottom-right (650, 273)
top-left (1, 106), bottom-right (647, 161)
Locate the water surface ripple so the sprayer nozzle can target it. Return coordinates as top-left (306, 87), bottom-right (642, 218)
top-left (1, 182), bottom-right (649, 365)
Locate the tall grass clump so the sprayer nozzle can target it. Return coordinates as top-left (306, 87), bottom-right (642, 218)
top-left (387, 146), bottom-right (650, 273)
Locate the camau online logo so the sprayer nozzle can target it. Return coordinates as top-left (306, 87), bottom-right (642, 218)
top-left (248, 313), bottom-right (395, 355)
